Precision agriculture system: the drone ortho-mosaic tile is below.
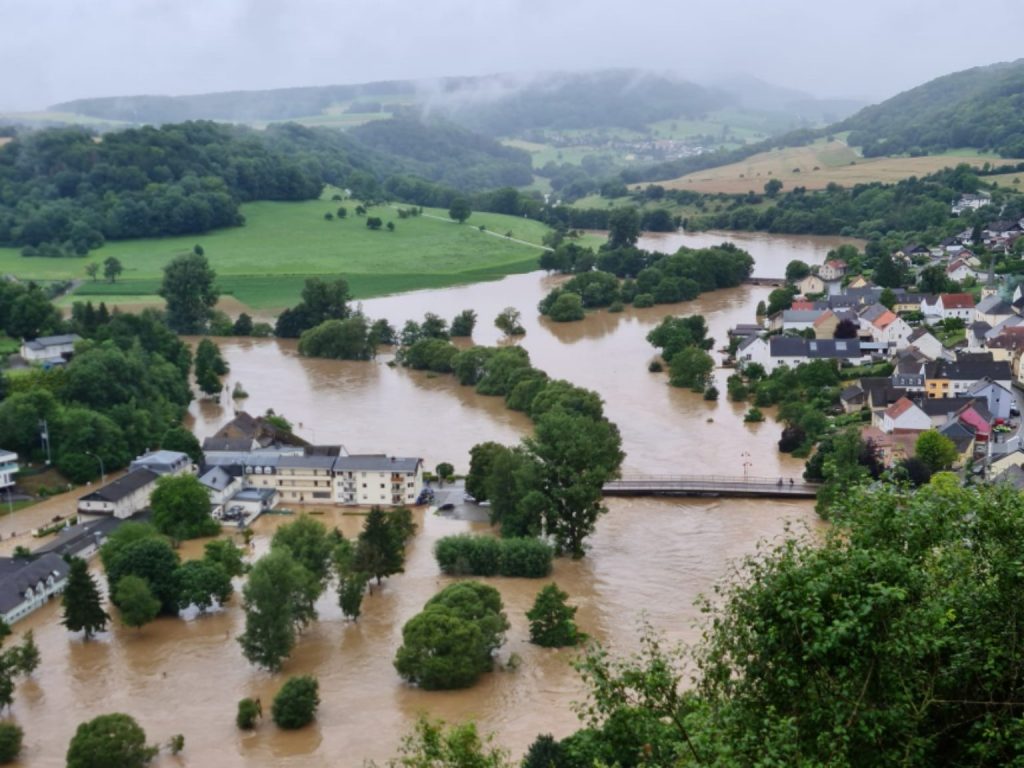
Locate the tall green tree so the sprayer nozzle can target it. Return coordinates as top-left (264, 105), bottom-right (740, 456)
top-left (158, 252), bottom-right (220, 333)
top-left (915, 429), bottom-right (959, 472)
top-left (149, 474), bottom-right (219, 540)
top-left (607, 206), bottom-right (640, 248)
top-left (103, 257), bottom-right (123, 283)
top-left (237, 549), bottom-right (319, 671)
top-left (448, 197), bottom-right (471, 223)
top-left (526, 409), bottom-right (624, 558)
top-left (175, 559), bottom-right (232, 612)
top-left (354, 506), bottom-right (405, 584)
top-left (526, 584), bottom-right (580, 647)
top-left (271, 675), bottom-right (320, 730)
top-left (61, 557), bottom-right (109, 639)
top-left (65, 713), bottom-right (157, 768)
top-left (271, 515), bottom-right (334, 587)
top-left (115, 576), bottom-right (160, 630)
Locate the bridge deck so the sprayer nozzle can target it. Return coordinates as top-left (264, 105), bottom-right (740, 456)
top-left (603, 474), bottom-right (819, 498)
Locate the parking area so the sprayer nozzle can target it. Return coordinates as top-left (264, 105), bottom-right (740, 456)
top-left (427, 480), bottom-right (491, 523)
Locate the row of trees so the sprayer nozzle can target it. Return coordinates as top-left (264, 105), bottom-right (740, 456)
top-left (238, 509), bottom-right (414, 670)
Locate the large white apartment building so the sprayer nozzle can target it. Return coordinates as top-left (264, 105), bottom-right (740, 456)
top-left (204, 448), bottom-right (424, 506)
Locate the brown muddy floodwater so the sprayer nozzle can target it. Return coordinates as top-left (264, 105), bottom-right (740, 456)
top-left (8, 231), bottom-right (845, 767)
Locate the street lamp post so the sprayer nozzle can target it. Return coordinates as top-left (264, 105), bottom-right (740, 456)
top-left (740, 451), bottom-right (752, 481)
top-left (85, 452), bottom-right (105, 484)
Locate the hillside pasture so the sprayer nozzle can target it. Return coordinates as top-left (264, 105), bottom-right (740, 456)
top-left (655, 140), bottom-right (1023, 194)
top-left (0, 199), bottom-right (551, 311)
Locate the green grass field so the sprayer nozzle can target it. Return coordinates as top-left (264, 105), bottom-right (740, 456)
top-left (1, 198), bottom-right (558, 311)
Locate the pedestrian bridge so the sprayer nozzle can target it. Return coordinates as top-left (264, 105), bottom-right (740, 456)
top-left (603, 474), bottom-right (819, 499)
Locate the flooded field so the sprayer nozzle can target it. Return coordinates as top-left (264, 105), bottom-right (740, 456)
top-left (6, 231), bottom-right (845, 766)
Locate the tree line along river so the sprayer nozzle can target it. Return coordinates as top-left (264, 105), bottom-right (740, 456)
top-left (4, 230), bottom-right (851, 766)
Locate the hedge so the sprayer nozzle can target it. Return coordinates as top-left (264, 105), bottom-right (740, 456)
top-left (434, 535), bottom-right (553, 578)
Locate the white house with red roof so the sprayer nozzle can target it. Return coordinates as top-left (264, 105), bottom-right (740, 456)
top-left (876, 397), bottom-right (931, 434)
top-left (867, 309), bottom-right (913, 350)
top-left (946, 258), bottom-right (979, 283)
top-left (937, 293), bottom-right (975, 321)
top-left (819, 259), bottom-right (848, 282)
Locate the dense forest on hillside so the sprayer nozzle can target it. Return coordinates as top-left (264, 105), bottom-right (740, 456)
top-left (48, 70), bottom-right (729, 136)
top-left (437, 70), bottom-right (727, 136)
top-left (840, 59), bottom-right (1024, 157)
top-left (51, 80), bottom-right (418, 122)
top-left (348, 117), bottom-right (533, 188)
top-left (0, 118), bottom-right (538, 254)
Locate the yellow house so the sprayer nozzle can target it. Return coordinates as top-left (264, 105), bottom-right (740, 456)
top-left (813, 310), bottom-right (840, 339)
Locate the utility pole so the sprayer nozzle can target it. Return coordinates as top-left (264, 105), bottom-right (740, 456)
top-left (85, 451), bottom-right (106, 484)
top-left (39, 419), bottom-right (51, 465)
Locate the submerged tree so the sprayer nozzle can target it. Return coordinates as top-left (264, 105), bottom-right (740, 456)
top-left (62, 557), bottom-right (109, 639)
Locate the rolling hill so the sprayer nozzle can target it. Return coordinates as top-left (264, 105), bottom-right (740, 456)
top-left (838, 58), bottom-right (1024, 158)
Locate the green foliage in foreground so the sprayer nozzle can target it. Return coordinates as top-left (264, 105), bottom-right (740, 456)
top-left (434, 535), bottom-right (553, 578)
top-left (527, 480), bottom-right (1024, 767)
top-left (367, 716), bottom-right (511, 768)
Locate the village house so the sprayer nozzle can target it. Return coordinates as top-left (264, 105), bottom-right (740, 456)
top-left (760, 337), bottom-right (865, 374)
top-left (19, 333), bottom-right (81, 365)
top-left (197, 466), bottom-right (244, 516)
top-left (894, 293), bottom-right (931, 314)
top-left (964, 378), bottom-right (1017, 421)
top-left (77, 468), bottom-right (161, 520)
top-left (130, 450), bottom-right (192, 476)
top-left (32, 517), bottom-right (123, 562)
top-left (812, 309), bottom-right (840, 339)
top-left (891, 350), bottom-right (931, 392)
top-left (951, 192), bottom-right (991, 216)
top-left (986, 328), bottom-right (1024, 384)
top-left (780, 309), bottom-right (826, 332)
top-left (968, 321), bottom-right (992, 351)
top-left (917, 396), bottom-right (981, 428)
top-left (860, 305), bottom-right (913, 350)
top-left (936, 293), bottom-right (976, 322)
top-left (0, 554), bottom-right (69, 626)
top-left (906, 328), bottom-right (944, 360)
top-left (796, 274), bottom-right (826, 296)
top-left (938, 420), bottom-right (976, 463)
top-left (0, 449), bottom-right (16, 492)
top-left (818, 259), bottom-right (847, 282)
top-left (860, 426), bottom-right (917, 468)
top-left (925, 354), bottom-right (1013, 397)
top-left (946, 258), bottom-right (979, 283)
top-left (875, 397), bottom-right (931, 434)
top-left (975, 294), bottom-right (1016, 326)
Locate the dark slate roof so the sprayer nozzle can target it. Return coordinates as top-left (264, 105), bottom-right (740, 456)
top-left (202, 437), bottom-right (255, 452)
top-left (840, 385), bottom-right (865, 403)
top-left (33, 517), bottom-right (122, 559)
top-left (0, 554), bottom-right (69, 614)
top-left (938, 420), bottom-right (975, 452)
top-left (935, 356), bottom-right (1012, 382)
top-left (78, 468), bottom-right (159, 504)
top-left (198, 466), bottom-right (234, 491)
top-left (916, 396), bottom-right (978, 417)
top-left (279, 454), bottom-right (337, 470)
top-left (334, 455), bottom-right (422, 473)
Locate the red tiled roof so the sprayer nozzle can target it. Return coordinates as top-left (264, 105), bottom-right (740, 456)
top-left (940, 293), bottom-right (975, 309)
top-left (885, 397), bottom-right (916, 420)
top-left (872, 310), bottom-right (898, 329)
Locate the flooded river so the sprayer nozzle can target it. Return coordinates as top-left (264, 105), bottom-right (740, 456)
top-left (8, 231), bottom-right (845, 766)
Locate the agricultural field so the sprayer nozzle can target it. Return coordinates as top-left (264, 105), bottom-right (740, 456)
top-left (0, 197), bottom-right (558, 312)
top-left (656, 139), bottom-right (1024, 194)
top-left (986, 171), bottom-right (1024, 189)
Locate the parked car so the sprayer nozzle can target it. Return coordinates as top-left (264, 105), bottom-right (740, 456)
top-left (438, 502), bottom-right (455, 511)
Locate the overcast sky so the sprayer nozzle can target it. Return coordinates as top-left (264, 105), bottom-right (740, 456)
top-left (1, 0), bottom-right (1022, 111)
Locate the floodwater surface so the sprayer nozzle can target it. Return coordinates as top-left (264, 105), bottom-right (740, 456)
top-left (7, 231), bottom-right (844, 766)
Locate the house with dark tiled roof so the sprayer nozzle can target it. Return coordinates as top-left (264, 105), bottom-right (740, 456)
top-left (763, 337), bottom-right (865, 374)
top-left (925, 353), bottom-right (1013, 397)
top-left (77, 468), bottom-right (160, 520)
top-left (0, 554), bottom-right (69, 625)
top-left (19, 333), bottom-right (81, 364)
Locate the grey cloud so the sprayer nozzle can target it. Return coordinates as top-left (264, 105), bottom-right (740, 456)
top-left (0, 0), bottom-right (1022, 111)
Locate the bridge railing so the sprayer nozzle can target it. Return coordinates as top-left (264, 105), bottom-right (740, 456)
top-left (608, 474), bottom-right (816, 486)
